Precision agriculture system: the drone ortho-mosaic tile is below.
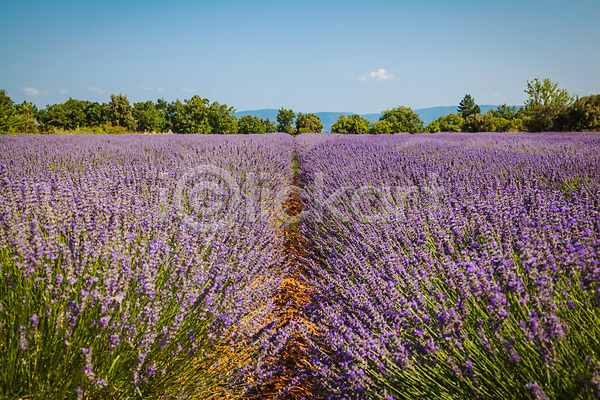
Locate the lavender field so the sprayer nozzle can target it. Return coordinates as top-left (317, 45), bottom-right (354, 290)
top-left (1, 132), bottom-right (600, 399)
top-left (297, 132), bottom-right (600, 399)
top-left (0, 134), bottom-right (295, 398)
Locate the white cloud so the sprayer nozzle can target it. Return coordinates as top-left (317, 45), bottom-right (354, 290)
top-left (141, 86), bottom-right (150, 91)
top-left (182, 86), bottom-right (197, 93)
top-left (60, 88), bottom-right (69, 94)
top-left (357, 69), bottom-right (396, 81)
top-left (24, 87), bottom-right (41, 96)
top-left (157, 88), bottom-right (165, 92)
top-left (89, 87), bottom-right (106, 94)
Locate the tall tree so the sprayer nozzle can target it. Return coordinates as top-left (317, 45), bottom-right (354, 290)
top-left (523, 78), bottom-right (573, 132)
top-left (0, 90), bottom-right (17, 133)
top-left (108, 93), bottom-right (136, 131)
top-left (263, 118), bottom-right (277, 133)
top-left (296, 112), bottom-right (323, 133)
top-left (276, 108), bottom-right (296, 134)
top-left (13, 102), bottom-right (38, 133)
top-left (457, 94), bottom-right (481, 119)
top-left (133, 100), bottom-right (165, 132)
top-left (379, 106), bottom-right (424, 133)
top-left (167, 96), bottom-right (211, 134)
top-left (208, 101), bottom-right (238, 134)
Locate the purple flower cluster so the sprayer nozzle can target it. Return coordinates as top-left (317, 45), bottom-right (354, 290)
top-left (0, 133), bottom-right (294, 397)
top-left (296, 132), bottom-right (600, 399)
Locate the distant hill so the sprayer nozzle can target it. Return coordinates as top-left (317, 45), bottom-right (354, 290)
top-left (235, 105), bottom-right (507, 132)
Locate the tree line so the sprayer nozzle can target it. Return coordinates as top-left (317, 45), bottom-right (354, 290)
top-left (331, 79), bottom-right (600, 134)
top-left (1, 78), bottom-right (599, 134)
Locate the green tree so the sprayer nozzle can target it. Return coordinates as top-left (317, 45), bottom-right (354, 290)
top-left (208, 101), bottom-right (238, 134)
top-left (263, 118), bottom-right (277, 133)
top-left (424, 120), bottom-right (441, 133)
top-left (295, 112), bottom-right (323, 133)
top-left (523, 78), bottom-right (573, 132)
top-left (36, 99), bottom-right (87, 131)
top-left (489, 104), bottom-right (524, 132)
top-left (555, 94), bottom-right (600, 132)
top-left (238, 115), bottom-right (266, 134)
top-left (379, 106), bottom-right (424, 133)
top-left (492, 104), bottom-right (520, 120)
top-left (167, 96), bottom-right (211, 134)
top-left (0, 90), bottom-right (17, 133)
top-left (276, 108), bottom-right (296, 134)
top-left (108, 93), bottom-right (136, 131)
top-left (457, 94), bottom-right (481, 119)
top-left (369, 120), bottom-right (393, 134)
top-left (462, 111), bottom-right (497, 133)
top-left (331, 114), bottom-right (370, 134)
top-left (426, 113), bottom-right (463, 133)
top-left (85, 102), bottom-right (107, 127)
top-left (133, 101), bottom-right (165, 132)
top-left (13, 102), bottom-right (38, 133)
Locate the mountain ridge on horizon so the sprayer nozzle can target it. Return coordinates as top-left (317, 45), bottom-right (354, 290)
top-left (234, 105), bottom-right (506, 132)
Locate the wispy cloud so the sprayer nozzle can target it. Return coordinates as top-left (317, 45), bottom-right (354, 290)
top-left (157, 88), bottom-right (165, 93)
top-left (89, 86), bottom-right (106, 94)
top-left (182, 86), bottom-right (197, 93)
top-left (60, 88), bottom-right (69, 94)
top-left (141, 86), bottom-right (151, 91)
top-left (24, 87), bottom-right (41, 96)
top-left (357, 69), bottom-right (396, 81)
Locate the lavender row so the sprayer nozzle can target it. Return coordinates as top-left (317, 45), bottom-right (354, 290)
top-left (296, 132), bottom-right (600, 399)
top-left (0, 133), bottom-right (294, 398)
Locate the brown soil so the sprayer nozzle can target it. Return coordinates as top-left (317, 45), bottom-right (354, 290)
top-left (255, 175), bottom-right (320, 399)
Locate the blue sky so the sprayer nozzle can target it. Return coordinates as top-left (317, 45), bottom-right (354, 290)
top-left (1, 0), bottom-right (599, 113)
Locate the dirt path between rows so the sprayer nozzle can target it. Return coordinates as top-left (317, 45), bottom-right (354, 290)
top-left (257, 172), bottom-right (320, 399)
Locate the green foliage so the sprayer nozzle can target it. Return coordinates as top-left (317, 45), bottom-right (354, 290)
top-left (555, 94), bottom-right (600, 132)
top-left (486, 105), bottom-right (524, 132)
top-left (494, 116), bottom-right (523, 132)
top-left (13, 102), bottom-right (38, 134)
top-left (492, 104), bottom-right (521, 120)
top-left (238, 115), bottom-right (266, 134)
top-left (167, 96), bottom-right (211, 134)
top-left (523, 78), bottom-right (573, 132)
top-left (331, 114), bottom-right (370, 134)
top-left (132, 101), bottom-right (165, 132)
top-left (295, 112), bottom-right (323, 134)
top-left (263, 118), bottom-right (277, 133)
top-left (107, 93), bottom-right (136, 131)
top-left (85, 102), bottom-right (107, 127)
top-left (164, 97), bottom-right (238, 134)
top-left (462, 111), bottom-right (497, 132)
top-left (36, 98), bottom-right (107, 133)
top-left (426, 113), bottom-right (463, 133)
top-left (379, 106), bottom-right (424, 134)
top-left (424, 120), bottom-right (441, 133)
top-left (457, 94), bottom-right (481, 119)
top-left (0, 90), bottom-right (18, 133)
top-left (207, 102), bottom-right (238, 134)
top-left (276, 108), bottom-right (296, 134)
top-left (369, 120), bottom-right (393, 134)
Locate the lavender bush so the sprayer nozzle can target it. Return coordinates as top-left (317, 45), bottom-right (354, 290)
top-left (297, 132), bottom-right (600, 399)
top-left (0, 134), bottom-right (294, 398)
